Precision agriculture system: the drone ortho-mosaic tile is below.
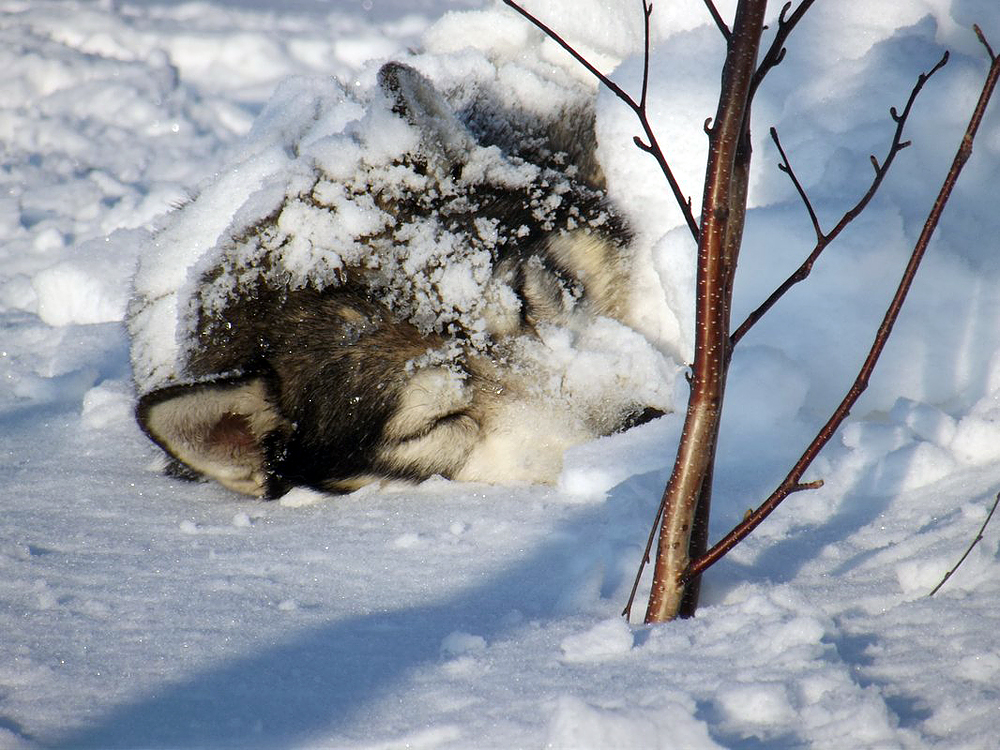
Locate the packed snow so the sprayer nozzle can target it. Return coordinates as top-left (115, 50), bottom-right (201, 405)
top-left (2, 0), bottom-right (1000, 748)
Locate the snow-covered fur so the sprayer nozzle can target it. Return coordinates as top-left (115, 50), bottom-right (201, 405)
top-left (129, 62), bottom-right (670, 498)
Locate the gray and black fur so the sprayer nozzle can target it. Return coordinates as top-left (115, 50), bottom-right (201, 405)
top-left (133, 62), bottom-right (662, 498)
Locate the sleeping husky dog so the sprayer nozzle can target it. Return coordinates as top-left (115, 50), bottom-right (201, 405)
top-left (129, 62), bottom-right (669, 498)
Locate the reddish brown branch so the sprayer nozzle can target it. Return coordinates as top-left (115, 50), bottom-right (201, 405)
top-left (500, 0), bottom-right (700, 242)
top-left (643, 0), bottom-right (767, 623)
top-left (684, 39), bottom-right (1000, 583)
top-left (731, 51), bottom-right (949, 346)
top-left (626, 0), bottom-right (816, 622)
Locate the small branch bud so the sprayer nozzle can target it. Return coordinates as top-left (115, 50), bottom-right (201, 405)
top-left (793, 479), bottom-right (824, 492)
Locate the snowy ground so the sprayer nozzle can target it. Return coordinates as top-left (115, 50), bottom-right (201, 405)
top-left (3, 1), bottom-right (1000, 748)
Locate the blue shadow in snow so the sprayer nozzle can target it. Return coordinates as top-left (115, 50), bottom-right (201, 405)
top-left (46, 476), bottom-right (662, 750)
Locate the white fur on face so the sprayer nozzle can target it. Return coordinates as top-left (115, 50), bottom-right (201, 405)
top-left (454, 398), bottom-right (590, 485)
top-left (379, 366), bottom-right (481, 477)
top-left (545, 231), bottom-right (627, 319)
top-left (383, 366), bottom-right (474, 441)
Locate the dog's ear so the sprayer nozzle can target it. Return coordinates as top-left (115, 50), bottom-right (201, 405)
top-left (377, 61), bottom-right (476, 177)
top-left (136, 377), bottom-right (289, 498)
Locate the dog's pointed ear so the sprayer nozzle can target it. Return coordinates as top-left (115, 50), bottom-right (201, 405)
top-left (377, 61), bottom-right (476, 176)
top-left (136, 377), bottom-right (289, 498)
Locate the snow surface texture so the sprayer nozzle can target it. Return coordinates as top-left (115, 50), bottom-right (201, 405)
top-left (2, 0), bottom-right (1000, 748)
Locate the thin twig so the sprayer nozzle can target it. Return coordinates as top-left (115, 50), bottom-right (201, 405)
top-left (500, 0), bottom-right (700, 242)
top-left (702, 0), bottom-right (731, 41)
top-left (639, 1), bottom-right (653, 110)
top-left (749, 0), bottom-right (817, 100)
top-left (929, 492), bottom-right (1000, 596)
top-left (623, 504), bottom-right (660, 618)
top-left (975, 24), bottom-right (996, 61)
top-left (771, 128), bottom-right (823, 240)
top-left (731, 51), bottom-right (949, 346)
top-left (684, 37), bottom-right (1000, 583)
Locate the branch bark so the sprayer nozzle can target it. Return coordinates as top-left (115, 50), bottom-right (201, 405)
top-left (643, 0), bottom-right (767, 623)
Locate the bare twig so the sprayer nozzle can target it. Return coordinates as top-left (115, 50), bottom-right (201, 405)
top-left (702, 0), bottom-right (731, 41)
top-left (929, 492), bottom-right (1000, 596)
top-left (926, 31), bottom-right (1000, 602)
top-left (731, 51), bottom-right (949, 346)
top-left (684, 38), bottom-right (1000, 583)
top-left (639, 1), bottom-right (653, 110)
top-left (975, 24), bottom-right (996, 61)
top-left (500, 0), bottom-right (700, 241)
top-left (750, 0), bottom-right (817, 99)
top-left (770, 128), bottom-right (823, 239)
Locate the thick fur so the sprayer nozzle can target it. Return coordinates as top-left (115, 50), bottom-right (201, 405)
top-left (134, 63), bottom-right (662, 498)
